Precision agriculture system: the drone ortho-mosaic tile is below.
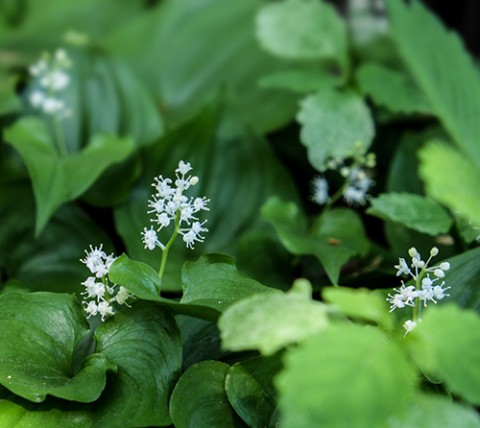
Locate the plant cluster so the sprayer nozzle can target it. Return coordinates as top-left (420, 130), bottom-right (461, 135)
top-left (1, 1), bottom-right (480, 427)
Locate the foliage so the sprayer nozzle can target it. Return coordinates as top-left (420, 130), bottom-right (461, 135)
top-left (1, 0), bottom-right (480, 427)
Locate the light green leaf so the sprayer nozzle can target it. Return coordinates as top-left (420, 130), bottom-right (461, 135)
top-left (256, 0), bottom-right (348, 66)
top-left (367, 192), bottom-right (452, 236)
top-left (297, 90), bottom-right (374, 170)
top-left (388, 393), bottom-right (480, 428)
top-left (387, 0), bottom-right (480, 169)
top-left (4, 117), bottom-right (135, 235)
top-left (356, 62), bottom-right (432, 114)
top-left (181, 254), bottom-right (275, 312)
top-left (93, 302), bottom-right (182, 427)
top-left (225, 354), bottom-right (282, 428)
top-left (169, 361), bottom-right (245, 428)
top-left (322, 286), bottom-right (392, 330)
top-left (276, 324), bottom-right (416, 428)
top-left (419, 142), bottom-right (480, 227)
top-left (0, 292), bottom-right (114, 403)
top-left (0, 73), bottom-right (21, 116)
top-left (406, 304), bottom-right (480, 405)
top-left (219, 279), bottom-right (329, 355)
top-left (262, 197), bottom-right (370, 284)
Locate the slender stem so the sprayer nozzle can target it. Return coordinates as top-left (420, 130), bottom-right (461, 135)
top-left (158, 213), bottom-right (181, 290)
top-left (52, 116), bottom-right (68, 157)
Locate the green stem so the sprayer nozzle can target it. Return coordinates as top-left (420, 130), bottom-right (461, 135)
top-left (158, 213), bottom-right (181, 291)
top-left (52, 116), bottom-right (67, 157)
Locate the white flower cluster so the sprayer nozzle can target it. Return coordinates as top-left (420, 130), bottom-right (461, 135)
top-left (387, 247), bottom-right (451, 334)
top-left (80, 244), bottom-right (132, 321)
top-left (141, 161), bottom-right (210, 250)
top-left (311, 149), bottom-right (375, 207)
top-left (28, 48), bottom-right (72, 118)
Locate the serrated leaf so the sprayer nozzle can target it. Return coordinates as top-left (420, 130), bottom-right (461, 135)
top-left (169, 361), bottom-right (245, 428)
top-left (93, 302), bottom-right (182, 427)
top-left (4, 117), bottom-right (134, 235)
top-left (276, 324), bottom-right (416, 428)
top-left (297, 90), bottom-right (374, 170)
top-left (0, 292), bottom-right (114, 403)
top-left (256, 0), bottom-right (348, 66)
top-left (262, 197), bottom-right (370, 284)
top-left (356, 62), bottom-right (432, 114)
top-left (406, 304), bottom-right (480, 405)
top-left (367, 192), bottom-right (452, 236)
top-left (219, 280), bottom-right (329, 355)
top-left (322, 286), bottom-right (392, 330)
top-left (387, 0), bottom-right (480, 169)
top-left (419, 142), bottom-right (480, 227)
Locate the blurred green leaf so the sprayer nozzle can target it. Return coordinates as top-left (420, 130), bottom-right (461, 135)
top-left (368, 193), bottom-right (452, 236)
top-left (0, 73), bottom-right (21, 115)
top-left (0, 292), bottom-right (115, 403)
top-left (4, 117), bottom-right (134, 235)
top-left (406, 304), bottom-right (480, 405)
top-left (419, 142), bottom-right (480, 227)
top-left (388, 0), bottom-right (480, 169)
top-left (169, 361), bottom-right (245, 428)
top-left (356, 63), bottom-right (432, 115)
top-left (219, 280), bottom-right (329, 355)
top-left (276, 324), bottom-right (416, 428)
top-left (262, 197), bottom-right (370, 284)
top-left (297, 90), bottom-right (374, 171)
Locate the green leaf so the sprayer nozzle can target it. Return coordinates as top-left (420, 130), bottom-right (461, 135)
top-left (356, 62), bottom-right (432, 115)
top-left (225, 354), bottom-right (282, 428)
top-left (256, 0), bottom-right (348, 66)
top-left (262, 197), bottom-right (370, 284)
top-left (387, 0), bottom-right (480, 169)
top-left (181, 254), bottom-right (275, 312)
top-left (93, 302), bottom-right (182, 427)
top-left (276, 324), bottom-right (416, 428)
top-left (0, 292), bottom-right (114, 403)
top-left (406, 304), bottom-right (480, 405)
top-left (367, 192), bottom-right (452, 236)
top-left (169, 361), bottom-right (245, 428)
top-left (388, 393), bottom-right (480, 428)
top-left (322, 286), bottom-right (392, 330)
top-left (219, 279), bottom-right (329, 355)
top-left (0, 73), bottom-right (21, 116)
top-left (4, 118), bottom-right (135, 235)
top-left (419, 142), bottom-right (480, 227)
top-left (297, 90), bottom-right (374, 170)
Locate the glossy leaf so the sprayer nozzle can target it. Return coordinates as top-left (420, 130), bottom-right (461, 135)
top-left (219, 279), bottom-right (329, 355)
top-left (169, 361), bottom-right (245, 428)
top-left (262, 197), bottom-right (370, 284)
top-left (406, 304), bottom-right (480, 405)
top-left (4, 118), bottom-right (135, 235)
top-left (276, 324), bottom-right (416, 428)
top-left (367, 192), bottom-right (452, 236)
top-left (297, 90), bottom-right (374, 171)
top-left (0, 292), bottom-right (114, 403)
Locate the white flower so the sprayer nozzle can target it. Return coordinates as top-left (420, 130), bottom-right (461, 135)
top-left (177, 160), bottom-right (192, 175)
top-left (395, 258), bottom-right (411, 277)
top-left (141, 227), bottom-right (162, 250)
top-left (97, 301), bottom-right (114, 321)
top-left (29, 91), bottom-right (44, 107)
top-left (85, 301), bottom-right (99, 318)
top-left (311, 177), bottom-right (329, 205)
top-left (112, 286), bottom-right (132, 306)
top-left (343, 186), bottom-right (368, 206)
top-left (403, 320), bottom-right (417, 335)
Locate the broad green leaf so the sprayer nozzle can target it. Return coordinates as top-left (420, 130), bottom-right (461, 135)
top-left (356, 62), bottom-right (432, 114)
top-left (0, 73), bottom-right (21, 115)
top-left (406, 304), bottom-right (480, 405)
top-left (387, 0), bottom-right (480, 169)
top-left (297, 90), bottom-right (374, 170)
top-left (367, 192), bottom-right (452, 236)
top-left (262, 197), bottom-right (370, 284)
top-left (108, 254), bottom-right (220, 321)
top-left (276, 324), bottom-right (416, 428)
top-left (0, 292), bottom-right (114, 403)
top-left (181, 254), bottom-right (275, 312)
top-left (322, 286), bottom-right (392, 330)
top-left (219, 279), bottom-right (329, 355)
top-left (4, 118), bottom-right (135, 235)
top-left (169, 361), bottom-right (245, 428)
top-left (256, 0), bottom-right (348, 67)
top-left (93, 302), bottom-right (182, 427)
top-left (419, 142), bottom-right (480, 227)
top-left (225, 354), bottom-right (282, 428)
top-left (388, 393), bottom-right (480, 428)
